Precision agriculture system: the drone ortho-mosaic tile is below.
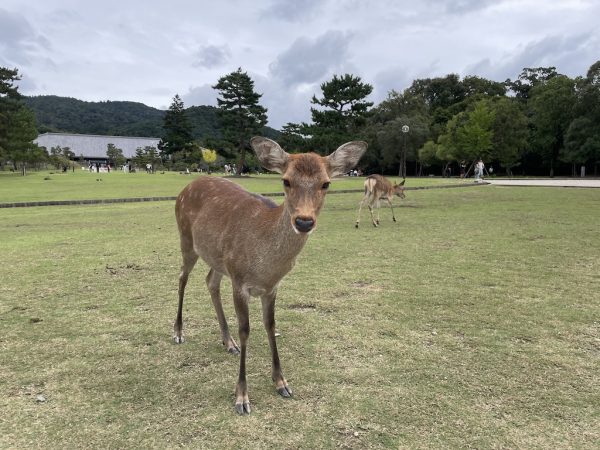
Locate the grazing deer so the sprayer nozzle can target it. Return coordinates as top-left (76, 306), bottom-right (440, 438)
top-left (355, 175), bottom-right (405, 228)
top-left (174, 137), bottom-right (367, 414)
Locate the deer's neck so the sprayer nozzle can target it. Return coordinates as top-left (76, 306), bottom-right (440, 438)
top-left (268, 203), bottom-right (309, 255)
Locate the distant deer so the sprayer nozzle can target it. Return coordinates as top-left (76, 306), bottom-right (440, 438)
top-left (355, 175), bottom-right (405, 228)
top-left (174, 137), bottom-right (367, 414)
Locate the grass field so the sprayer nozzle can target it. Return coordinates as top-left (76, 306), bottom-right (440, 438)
top-left (0, 174), bottom-right (598, 448)
top-left (0, 169), bottom-right (465, 203)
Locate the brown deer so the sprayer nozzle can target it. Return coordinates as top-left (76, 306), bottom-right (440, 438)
top-left (174, 137), bottom-right (367, 414)
top-left (355, 175), bottom-right (405, 228)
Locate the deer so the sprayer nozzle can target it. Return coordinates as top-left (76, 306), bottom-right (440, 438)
top-left (355, 175), bottom-right (405, 228)
top-left (174, 136), bottom-right (367, 415)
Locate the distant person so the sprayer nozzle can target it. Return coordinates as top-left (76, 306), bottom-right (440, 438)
top-left (475, 159), bottom-right (485, 181)
top-left (460, 161), bottom-right (466, 178)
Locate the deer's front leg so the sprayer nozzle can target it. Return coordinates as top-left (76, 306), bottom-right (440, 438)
top-left (233, 286), bottom-right (251, 414)
top-left (261, 290), bottom-right (292, 398)
top-left (387, 198), bottom-right (397, 222)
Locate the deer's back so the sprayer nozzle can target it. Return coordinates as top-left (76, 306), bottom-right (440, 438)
top-left (365, 175), bottom-right (392, 197)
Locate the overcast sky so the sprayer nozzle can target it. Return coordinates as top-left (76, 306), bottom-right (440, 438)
top-left (1, 0), bottom-right (599, 129)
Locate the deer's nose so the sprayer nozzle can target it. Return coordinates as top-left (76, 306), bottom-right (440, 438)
top-left (294, 216), bottom-right (315, 233)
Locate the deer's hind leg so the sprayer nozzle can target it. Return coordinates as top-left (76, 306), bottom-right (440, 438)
top-left (206, 269), bottom-right (239, 354)
top-left (355, 195), bottom-right (368, 228)
top-left (174, 243), bottom-right (198, 344)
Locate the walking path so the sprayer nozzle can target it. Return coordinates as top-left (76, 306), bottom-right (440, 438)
top-left (485, 178), bottom-right (600, 188)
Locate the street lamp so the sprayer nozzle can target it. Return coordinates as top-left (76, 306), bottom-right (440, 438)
top-left (401, 125), bottom-right (409, 178)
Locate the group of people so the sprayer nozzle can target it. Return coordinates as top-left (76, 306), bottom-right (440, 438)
top-left (87, 162), bottom-right (110, 173)
top-left (456, 159), bottom-right (491, 180)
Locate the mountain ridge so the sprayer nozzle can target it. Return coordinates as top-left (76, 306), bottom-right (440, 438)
top-left (23, 95), bottom-right (280, 140)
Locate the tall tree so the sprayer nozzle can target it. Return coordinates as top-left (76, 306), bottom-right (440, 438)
top-left (213, 68), bottom-right (268, 173)
top-left (566, 60), bottom-right (600, 175)
top-left (4, 106), bottom-right (40, 174)
top-left (490, 97), bottom-right (529, 176)
top-left (437, 100), bottom-right (495, 169)
top-left (309, 74), bottom-right (373, 154)
top-left (529, 75), bottom-right (577, 177)
top-left (278, 122), bottom-right (310, 152)
top-left (505, 66), bottom-right (558, 101)
top-left (0, 67), bottom-right (42, 173)
top-left (159, 94), bottom-right (193, 160)
top-left (0, 67), bottom-right (23, 162)
top-left (377, 116), bottom-right (429, 177)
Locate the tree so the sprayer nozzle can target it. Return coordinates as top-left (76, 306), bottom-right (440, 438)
top-left (505, 66), bottom-right (558, 101)
top-left (490, 97), bottom-right (529, 176)
top-left (106, 143), bottom-right (125, 167)
top-left (278, 122), bottom-right (310, 153)
top-left (418, 140), bottom-right (441, 175)
top-left (1, 67), bottom-right (24, 167)
top-left (529, 75), bottom-right (577, 177)
top-left (462, 75), bottom-right (506, 98)
top-left (309, 74), bottom-right (373, 154)
top-left (377, 116), bottom-right (429, 177)
top-left (213, 68), bottom-right (268, 174)
top-left (2, 103), bottom-right (40, 175)
top-left (437, 100), bottom-right (495, 171)
top-left (159, 94), bottom-right (193, 160)
top-left (566, 60), bottom-right (600, 175)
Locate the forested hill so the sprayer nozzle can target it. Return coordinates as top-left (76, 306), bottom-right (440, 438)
top-left (23, 95), bottom-right (280, 140)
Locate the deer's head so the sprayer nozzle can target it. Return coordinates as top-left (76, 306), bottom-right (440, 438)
top-left (394, 179), bottom-right (406, 199)
top-left (251, 137), bottom-right (367, 234)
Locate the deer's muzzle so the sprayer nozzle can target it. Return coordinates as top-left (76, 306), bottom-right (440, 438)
top-left (293, 216), bottom-right (315, 233)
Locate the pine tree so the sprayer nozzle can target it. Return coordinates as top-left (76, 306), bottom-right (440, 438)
top-left (1, 67), bottom-right (42, 173)
top-left (159, 94), bottom-right (193, 159)
top-left (309, 74), bottom-right (373, 154)
top-left (213, 68), bottom-right (267, 174)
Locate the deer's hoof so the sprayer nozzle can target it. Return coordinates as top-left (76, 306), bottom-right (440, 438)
top-left (355, 223), bottom-right (359, 228)
top-left (393, 217), bottom-right (397, 222)
top-left (277, 386), bottom-right (293, 398)
top-left (235, 401), bottom-right (251, 415)
top-left (224, 339), bottom-right (240, 355)
top-left (227, 345), bottom-right (240, 355)
top-left (173, 335), bottom-right (185, 344)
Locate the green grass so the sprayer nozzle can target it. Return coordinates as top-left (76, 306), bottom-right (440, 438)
top-left (0, 169), bottom-right (465, 203)
top-left (0, 181), bottom-right (598, 448)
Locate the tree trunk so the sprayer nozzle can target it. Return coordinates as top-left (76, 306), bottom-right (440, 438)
top-left (237, 133), bottom-right (245, 175)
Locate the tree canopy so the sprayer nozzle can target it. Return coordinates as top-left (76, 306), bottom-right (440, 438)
top-left (213, 68), bottom-right (268, 172)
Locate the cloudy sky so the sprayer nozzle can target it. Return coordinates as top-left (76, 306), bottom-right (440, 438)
top-left (1, 0), bottom-right (599, 129)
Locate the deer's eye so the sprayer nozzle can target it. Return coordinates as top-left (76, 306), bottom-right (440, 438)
top-left (321, 182), bottom-right (330, 190)
top-left (283, 179), bottom-right (291, 188)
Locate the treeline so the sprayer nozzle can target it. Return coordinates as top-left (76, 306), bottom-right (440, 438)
top-left (277, 63), bottom-right (600, 177)
top-left (2, 61), bottom-right (599, 177)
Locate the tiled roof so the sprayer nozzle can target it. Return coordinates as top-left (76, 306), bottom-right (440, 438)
top-left (34, 133), bottom-right (161, 159)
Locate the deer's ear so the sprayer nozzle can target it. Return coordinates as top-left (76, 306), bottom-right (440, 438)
top-left (326, 141), bottom-right (367, 177)
top-left (251, 137), bottom-right (289, 174)
top-left (399, 179), bottom-right (405, 186)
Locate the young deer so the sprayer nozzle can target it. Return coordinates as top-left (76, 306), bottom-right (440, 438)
top-left (355, 175), bottom-right (405, 228)
top-left (174, 137), bottom-right (367, 414)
